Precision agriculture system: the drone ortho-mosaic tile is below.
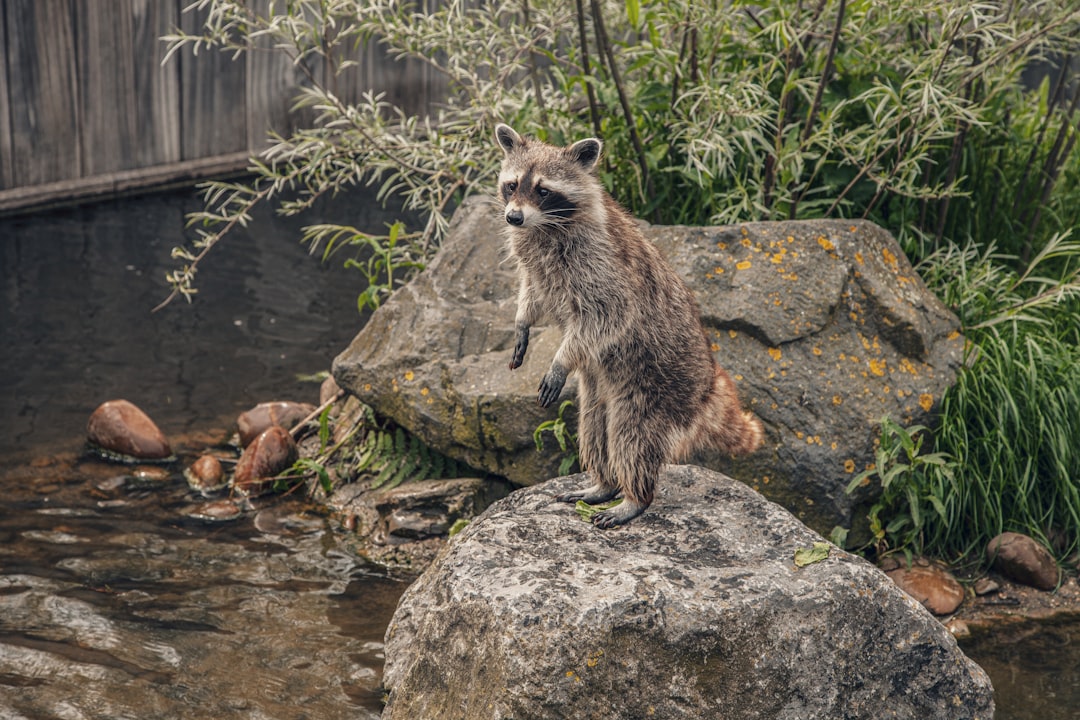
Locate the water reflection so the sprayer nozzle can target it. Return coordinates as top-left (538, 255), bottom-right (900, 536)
top-left (0, 470), bottom-right (407, 719)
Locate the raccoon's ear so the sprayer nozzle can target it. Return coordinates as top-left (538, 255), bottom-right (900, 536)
top-left (568, 138), bottom-right (602, 171)
top-left (495, 124), bottom-right (523, 154)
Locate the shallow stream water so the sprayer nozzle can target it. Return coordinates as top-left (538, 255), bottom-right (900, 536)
top-left (0, 189), bottom-right (1077, 718)
top-left (0, 189), bottom-right (411, 718)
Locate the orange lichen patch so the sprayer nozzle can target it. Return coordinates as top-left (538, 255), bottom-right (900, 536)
top-left (741, 237), bottom-right (752, 247)
top-left (586, 650), bottom-right (604, 668)
top-left (817, 236), bottom-right (835, 251)
top-left (899, 358), bottom-right (918, 375)
top-left (947, 329), bottom-right (961, 340)
top-left (729, 329), bottom-right (738, 339)
top-left (736, 260), bottom-right (752, 270)
top-left (762, 475), bottom-right (770, 484)
top-left (734, 374), bottom-right (744, 381)
top-left (768, 347), bottom-right (782, 361)
top-left (710, 342), bottom-right (721, 352)
top-left (830, 441), bottom-right (838, 450)
top-left (849, 225), bottom-right (857, 232)
top-left (420, 387), bottom-right (430, 396)
top-left (741, 226), bottom-right (749, 236)
top-left (832, 395), bottom-right (843, 405)
top-left (882, 247), bottom-right (899, 269)
top-left (363, 383), bottom-right (372, 392)
top-left (868, 358), bottom-right (886, 376)
top-left (404, 370), bottom-right (415, 381)
top-left (854, 252), bottom-right (864, 264)
top-left (771, 253), bottom-right (784, 264)
top-left (716, 241), bottom-right (728, 250)
top-left (714, 266), bottom-right (725, 274)
top-left (795, 431), bottom-right (805, 440)
top-left (787, 235), bottom-right (795, 243)
top-left (843, 459), bottom-right (856, 473)
top-left (812, 346), bottom-right (823, 356)
top-left (783, 272), bottom-right (799, 281)
top-left (919, 393), bottom-right (934, 412)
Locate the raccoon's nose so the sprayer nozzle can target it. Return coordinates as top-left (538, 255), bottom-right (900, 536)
top-left (506, 209), bottom-right (524, 226)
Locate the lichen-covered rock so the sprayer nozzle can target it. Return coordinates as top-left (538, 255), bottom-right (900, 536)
top-left (87, 399), bottom-right (173, 462)
top-left (382, 465), bottom-right (993, 720)
top-left (987, 532), bottom-right (1060, 591)
top-left (333, 199), bottom-right (964, 533)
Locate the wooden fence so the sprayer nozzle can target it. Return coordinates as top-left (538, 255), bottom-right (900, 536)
top-left (0, 0), bottom-right (445, 214)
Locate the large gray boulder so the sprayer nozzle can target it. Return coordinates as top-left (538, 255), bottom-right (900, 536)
top-left (332, 199), bottom-right (964, 533)
top-left (381, 465), bottom-right (994, 720)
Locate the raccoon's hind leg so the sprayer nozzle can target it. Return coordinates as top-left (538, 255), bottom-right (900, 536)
top-left (555, 380), bottom-right (619, 505)
top-left (591, 409), bottom-right (663, 528)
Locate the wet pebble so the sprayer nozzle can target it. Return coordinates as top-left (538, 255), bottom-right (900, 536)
top-left (987, 532), bottom-right (1060, 591)
top-left (237, 402), bottom-right (315, 448)
top-left (186, 499), bottom-right (244, 522)
top-left (884, 558), bottom-right (965, 615)
top-left (320, 376), bottom-right (341, 405)
top-left (87, 399), bottom-right (173, 462)
top-left (184, 455), bottom-right (227, 493)
top-left (233, 426), bottom-right (298, 496)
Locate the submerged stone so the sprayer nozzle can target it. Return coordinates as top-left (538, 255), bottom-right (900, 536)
top-left (232, 426), bottom-right (298, 496)
top-left (184, 454), bottom-right (227, 494)
top-left (382, 465), bottom-right (994, 720)
top-left (86, 399), bottom-right (173, 462)
top-left (237, 401), bottom-right (316, 448)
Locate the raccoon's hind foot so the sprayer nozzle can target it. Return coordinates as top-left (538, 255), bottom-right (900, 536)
top-left (555, 482), bottom-right (619, 505)
top-left (592, 499), bottom-right (649, 529)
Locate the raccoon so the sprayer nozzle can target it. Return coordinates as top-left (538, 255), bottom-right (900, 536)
top-left (495, 124), bottom-right (764, 528)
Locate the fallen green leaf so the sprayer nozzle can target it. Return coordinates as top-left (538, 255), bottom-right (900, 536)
top-left (574, 498), bottom-right (623, 522)
top-left (794, 541), bottom-right (831, 567)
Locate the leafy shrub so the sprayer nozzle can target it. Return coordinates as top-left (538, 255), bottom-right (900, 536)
top-left (164, 0), bottom-right (1080, 563)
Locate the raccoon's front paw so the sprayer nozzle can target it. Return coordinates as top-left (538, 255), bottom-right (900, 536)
top-left (509, 325), bottom-right (530, 370)
top-left (537, 365), bottom-right (567, 407)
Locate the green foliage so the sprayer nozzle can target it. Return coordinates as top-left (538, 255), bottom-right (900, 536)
top-left (161, 1), bottom-right (1080, 565)
top-left (355, 425), bottom-right (466, 492)
top-left (574, 498), bottom-right (623, 522)
top-left (845, 418), bottom-right (955, 561)
top-left (533, 400), bottom-right (579, 476)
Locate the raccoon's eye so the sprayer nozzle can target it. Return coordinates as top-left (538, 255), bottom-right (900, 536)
top-left (505, 182), bottom-right (517, 193)
top-left (537, 187), bottom-right (550, 198)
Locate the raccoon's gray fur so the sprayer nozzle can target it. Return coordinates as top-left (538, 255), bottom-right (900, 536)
top-left (495, 124), bottom-right (764, 528)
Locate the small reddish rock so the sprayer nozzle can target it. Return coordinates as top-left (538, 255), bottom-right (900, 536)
top-left (986, 532), bottom-right (1059, 591)
top-left (233, 426), bottom-right (298, 496)
top-left (184, 455), bottom-right (226, 493)
top-left (237, 401), bottom-right (316, 447)
top-left (320, 376), bottom-right (342, 405)
top-left (885, 561), bottom-right (965, 615)
top-left (87, 399), bottom-right (173, 461)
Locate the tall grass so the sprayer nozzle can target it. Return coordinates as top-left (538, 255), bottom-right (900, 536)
top-left (161, 0), bottom-right (1080, 563)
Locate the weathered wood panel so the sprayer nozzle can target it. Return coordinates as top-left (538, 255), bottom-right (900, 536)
top-left (0, 0), bottom-right (449, 210)
top-left (4, 0), bottom-right (81, 188)
top-left (178, 2), bottom-right (248, 160)
top-left (0, 3), bottom-right (15, 189)
top-left (131, 0), bottom-right (181, 167)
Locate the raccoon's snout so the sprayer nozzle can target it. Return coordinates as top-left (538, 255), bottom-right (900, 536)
top-left (506, 208), bottom-right (525, 226)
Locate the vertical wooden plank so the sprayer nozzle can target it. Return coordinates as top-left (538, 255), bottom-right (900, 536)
top-left (5, 0), bottom-right (80, 187)
top-left (245, 33), bottom-right (300, 152)
top-left (75, 0), bottom-right (138, 176)
top-left (131, 0), bottom-right (180, 167)
top-left (0, 2), bottom-right (16, 189)
top-left (178, 1), bottom-right (247, 161)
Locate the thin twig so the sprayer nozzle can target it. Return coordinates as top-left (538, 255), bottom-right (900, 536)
top-left (574, 0), bottom-right (602, 136)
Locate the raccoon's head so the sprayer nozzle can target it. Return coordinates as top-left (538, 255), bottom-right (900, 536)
top-left (494, 124), bottom-right (603, 229)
